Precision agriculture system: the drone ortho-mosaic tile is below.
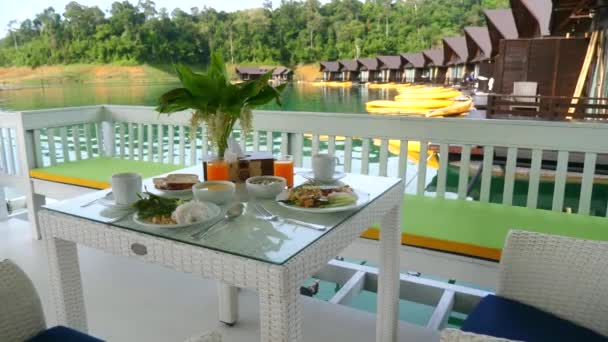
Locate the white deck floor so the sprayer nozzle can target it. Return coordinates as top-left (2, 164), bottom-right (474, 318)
top-left (1, 216), bottom-right (439, 342)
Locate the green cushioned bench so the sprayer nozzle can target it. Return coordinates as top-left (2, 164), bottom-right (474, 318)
top-left (29, 157), bottom-right (184, 189)
top-left (362, 194), bottom-right (608, 261)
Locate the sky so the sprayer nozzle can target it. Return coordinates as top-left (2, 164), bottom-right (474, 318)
top-left (1, 0), bottom-right (268, 37)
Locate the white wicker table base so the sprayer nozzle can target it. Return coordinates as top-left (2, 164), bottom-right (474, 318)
top-left (39, 181), bottom-right (404, 342)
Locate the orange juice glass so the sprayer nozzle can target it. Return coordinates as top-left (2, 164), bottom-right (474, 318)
top-left (207, 160), bottom-right (230, 181)
top-left (274, 155), bottom-right (294, 187)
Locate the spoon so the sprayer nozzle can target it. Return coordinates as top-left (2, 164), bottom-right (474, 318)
top-left (191, 202), bottom-right (245, 240)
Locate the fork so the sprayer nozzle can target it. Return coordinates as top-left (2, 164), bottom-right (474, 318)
top-left (252, 203), bottom-right (326, 231)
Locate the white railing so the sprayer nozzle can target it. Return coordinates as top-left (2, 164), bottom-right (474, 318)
top-left (7, 104), bottom-right (608, 218)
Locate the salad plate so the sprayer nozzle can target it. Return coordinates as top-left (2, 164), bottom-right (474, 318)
top-left (131, 193), bottom-right (222, 229)
top-left (132, 206), bottom-right (221, 229)
top-left (276, 185), bottom-right (369, 213)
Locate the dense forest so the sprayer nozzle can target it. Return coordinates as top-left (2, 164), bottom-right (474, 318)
top-left (0, 0), bottom-right (508, 68)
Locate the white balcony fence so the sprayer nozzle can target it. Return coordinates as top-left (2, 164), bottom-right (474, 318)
top-left (2, 104), bottom-right (608, 217)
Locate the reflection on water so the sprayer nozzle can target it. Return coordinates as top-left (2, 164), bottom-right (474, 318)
top-left (0, 82), bottom-right (396, 113)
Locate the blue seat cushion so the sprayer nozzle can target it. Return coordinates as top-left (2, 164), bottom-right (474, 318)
top-left (28, 326), bottom-right (104, 342)
top-left (462, 295), bottom-right (607, 342)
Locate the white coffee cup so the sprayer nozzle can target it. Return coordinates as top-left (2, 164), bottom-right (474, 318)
top-left (312, 153), bottom-right (339, 181)
top-left (111, 173), bottom-right (142, 205)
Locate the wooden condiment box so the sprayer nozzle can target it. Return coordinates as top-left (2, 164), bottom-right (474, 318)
top-left (203, 153), bottom-right (275, 182)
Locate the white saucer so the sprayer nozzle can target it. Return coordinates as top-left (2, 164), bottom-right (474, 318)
top-left (299, 171), bottom-right (346, 183)
top-left (98, 193), bottom-right (135, 210)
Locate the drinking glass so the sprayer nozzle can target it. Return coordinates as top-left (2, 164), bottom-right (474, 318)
top-left (207, 160), bottom-right (230, 181)
top-left (274, 155), bottom-right (294, 187)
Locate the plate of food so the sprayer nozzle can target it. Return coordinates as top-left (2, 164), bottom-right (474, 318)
top-left (132, 193), bottom-right (221, 229)
top-left (152, 173), bottom-right (200, 196)
top-left (276, 184), bottom-right (368, 213)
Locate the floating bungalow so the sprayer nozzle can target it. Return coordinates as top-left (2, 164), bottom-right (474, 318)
top-left (483, 8), bottom-right (519, 59)
top-left (358, 57), bottom-right (381, 83)
top-left (272, 67), bottom-right (293, 82)
top-left (510, 0), bottom-right (551, 38)
top-left (401, 52), bottom-right (426, 83)
top-left (422, 48), bottom-right (447, 84)
top-left (338, 60), bottom-right (362, 82)
top-left (319, 61), bottom-right (341, 81)
top-left (377, 55), bottom-right (404, 83)
top-left (235, 67), bottom-right (266, 81)
top-left (550, 0), bottom-right (594, 36)
top-left (235, 66), bottom-right (292, 82)
top-left (464, 26), bottom-right (493, 89)
top-left (442, 37), bottom-right (470, 84)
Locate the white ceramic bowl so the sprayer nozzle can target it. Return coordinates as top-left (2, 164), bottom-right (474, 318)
top-left (192, 181), bottom-right (236, 205)
top-left (246, 176), bottom-right (287, 199)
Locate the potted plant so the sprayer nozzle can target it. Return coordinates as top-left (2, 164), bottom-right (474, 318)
top-left (157, 52), bottom-right (286, 160)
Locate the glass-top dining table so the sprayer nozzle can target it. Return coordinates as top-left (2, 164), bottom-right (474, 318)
top-left (39, 166), bottom-right (404, 342)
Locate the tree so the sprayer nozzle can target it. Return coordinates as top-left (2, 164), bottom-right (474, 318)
top-left (0, 0), bottom-right (510, 67)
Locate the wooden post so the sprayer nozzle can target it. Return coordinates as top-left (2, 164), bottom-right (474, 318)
top-left (0, 187), bottom-right (7, 221)
top-left (569, 31), bottom-right (599, 114)
top-left (101, 121), bottom-right (115, 157)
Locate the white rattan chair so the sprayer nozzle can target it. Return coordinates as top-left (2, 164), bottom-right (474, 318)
top-left (440, 328), bottom-right (520, 342)
top-left (497, 230), bottom-right (608, 337)
top-left (0, 259), bottom-right (222, 342)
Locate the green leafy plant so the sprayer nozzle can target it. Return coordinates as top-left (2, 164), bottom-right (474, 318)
top-left (157, 52), bottom-right (286, 158)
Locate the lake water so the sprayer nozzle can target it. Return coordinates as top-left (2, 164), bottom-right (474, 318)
top-left (1, 82), bottom-right (606, 216)
top-left (0, 82), bottom-right (394, 113)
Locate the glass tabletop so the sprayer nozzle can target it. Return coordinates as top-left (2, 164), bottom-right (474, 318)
top-left (44, 166), bottom-right (401, 265)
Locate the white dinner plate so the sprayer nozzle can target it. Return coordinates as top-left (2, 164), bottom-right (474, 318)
top-left (98, 193), bottom-right (135, 211)
top-left (276, 189), bottom-right (369, 213)
top-left (132, 202), bottom-right (222, 229)
top-left (299, 171), bottom-right (346, 183)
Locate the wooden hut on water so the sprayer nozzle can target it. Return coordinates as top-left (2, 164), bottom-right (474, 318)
top-left (442, 37), bottom-right (470, 84)
top-left (484, 9), bottom-right (519, 59)
top-left (272, 67), bottom-right (293, 82)
top-left (236, 66), bottom-right (292, 82)
top-left (550, 0), bottom-right (595, 36)
top-left (422, 49), bottom-right (447, 84)
top-left (400, 53), bottom-right (426, 83)
top-left (358, 58), bottom-right (381, 83)
top-left (319, 61), bottom-right (341, 81)
top-left (235, 67), bottom-right (267, 81)
top-left (377, 55), bottom-right (404, 83)
top-left (464, 26), bottom-right (494, 89)
top-left (510, 0), bottom-right (551, 38)
top-left (491, 0), bottom-right (589, 96)
top-left (338, 60), bottom-right (362, 81)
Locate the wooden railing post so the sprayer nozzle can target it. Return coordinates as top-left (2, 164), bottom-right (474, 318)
top-left (101, 121), bottom-right (115, 157)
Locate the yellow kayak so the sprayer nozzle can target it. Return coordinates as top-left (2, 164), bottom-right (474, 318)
top-left (390, 99), bottom-right (454, 109)
top-left (372, 139), bottom-right (439, 169)
top-left (396, 86), bottom-right (451, 93)
top-left (368, 83), bottom-right (396, 89)
top-left (426, 99), bottom-right (473, 117)
top-left (366, 100), bottom-right (435, 109)
top-left (395, 90), bottom-right (462, 100)
top-left (311, 81), bottom-right (353, 87)
top-left (367, 108), bottom-right (428, 115)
